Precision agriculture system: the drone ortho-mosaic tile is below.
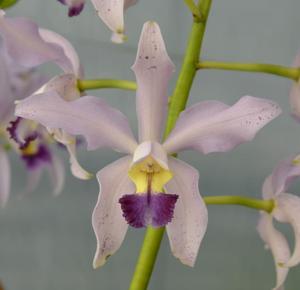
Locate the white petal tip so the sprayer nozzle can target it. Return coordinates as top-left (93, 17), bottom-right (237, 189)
top-left (111, 32), bottom-right (127, 44)
top-left (74, 171), bottom-right (93, 180)
top-left (93, 255), bottom-right (109, 269)
top-left (172, 251), bottom-right (195, 267)
top-left (0, 10), bottom-right (5, 17)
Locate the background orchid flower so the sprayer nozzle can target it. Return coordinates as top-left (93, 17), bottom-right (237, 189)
top-left (56, 0), bottom-right (138, 43)
top-left (57, 0), bottom-right (86, 17)
top-left (257, 154), bottom-right (300, 290)
top-left (0, 10), bottom-right (91, 180)
top-left (15, 21), bottom-right (281, 268)
top-left (90, 0), bottom-right (138, 43)
top-left (0, 46), bottom-right (65, 207)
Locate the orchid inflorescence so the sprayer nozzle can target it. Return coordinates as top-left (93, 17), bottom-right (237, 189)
top-left (0, 1), bottom-right (300, 289)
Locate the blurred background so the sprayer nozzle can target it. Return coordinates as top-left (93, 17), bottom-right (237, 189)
top-left (1, 0), bottom-right (300, 289)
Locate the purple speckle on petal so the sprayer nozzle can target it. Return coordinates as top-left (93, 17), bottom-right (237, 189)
top-left (119, 193), bottom-right (178, 228)
top-left (22, 144), bottom-right (52, 170)
top-left (68, 3), bottom-right (85, 17)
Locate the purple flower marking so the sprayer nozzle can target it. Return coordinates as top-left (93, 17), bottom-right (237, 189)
top-left (22, 144), bottom-right (52, 170)
top-left (119, 193), bottom-right (178, 228)
top-left (7, 117), bottom-right (38, 150)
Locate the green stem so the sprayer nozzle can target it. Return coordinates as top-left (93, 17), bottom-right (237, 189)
top-left (197, 61), bottom-right (300, 81)
top-left (184, 0), bottom-right (202, 20)
top-left (129, 1), bottom-right (213, 290)
top-left (204, 196), bottom-right (274, 213)
top-left (77, 79), bottom-right (137, 92)
top-left (164, 0), bottom-right (212, 138)
top-left (128, 227), bottom-right (165, 290)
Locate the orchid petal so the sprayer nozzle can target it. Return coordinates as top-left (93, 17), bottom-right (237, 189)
top-left (131, 141), bottom-right (169, 170)
top-left (39, 29), bottom-right (83, 76)
top-left (0, 147), bottom-right (10, 207)
top-left (262, 176), bottom-right (274, 199)
top-left (0, 12), bottom-right (66, 68)
top-left (47, 153), bottom-right (65, 196)
top-left (270, 154), bottom-right (300, 196)
top-left (273, 193), bottom-right (300, 267)
top-left (92, 156), bottom-right (134, 268)
top-left (124, 0), bottom-right (138, 9)
top-left (15, 92), bottom-right (138, 154)
top-left (119, 193), bottom-right (178, 228)
top-left (23, 167), bottom-right (43, 196)
top-left (163, 96), bottom-right (281, 155)
top-left (132, 21), bottom-right (175, 142)
top-left (257, 213), bottom-right (290, 290)
top-left (0, 49), bottom-right (12, 122)
top-left (43, 74), bottom-right (81, 101)
top-left (289, 82), bottom-right (300, 121)
top-left (58, 0), bottom-right (85, 17)
top-left (165, 157), bottom-right (208, 267)
top-left (90, 0), bottom-right (137, 43)
top-left (66, 142), bottom-right (92, 180)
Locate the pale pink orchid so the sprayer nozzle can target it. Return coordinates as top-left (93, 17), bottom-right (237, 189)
top-left (257, 154), bottom-right (300, 290)
top-left (0, 46), bottom-right (65, 207)
top-left (57, 0), bottom-right (138, 43)
top-left (15, 21), bottom-right (281, 268)
top-left (0, 10), bottom-right (91, 180)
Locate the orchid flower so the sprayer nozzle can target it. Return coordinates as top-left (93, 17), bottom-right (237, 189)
top-left (57, 0), bottom-right (138, 43)
top-left (15, 21), bottom-right (281, 268)
top-left (0, 47), bottom-right (65, 206)
top-left (0, 10), bottom-right (91, 180)
top-left (58, 0), bottom-right (86, 17)
top-left (257, 154), bottom-right (300, 290)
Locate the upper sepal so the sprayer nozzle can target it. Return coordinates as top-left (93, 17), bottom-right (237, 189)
top-left (132, 21), bottom-right (175, 142)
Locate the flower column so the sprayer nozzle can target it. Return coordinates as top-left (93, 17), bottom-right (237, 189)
top-left (128, 1), bottom-right (213, 289)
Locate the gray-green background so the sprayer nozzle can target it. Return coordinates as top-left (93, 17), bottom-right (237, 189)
top-left (1, 0), bottom-right (300, 289)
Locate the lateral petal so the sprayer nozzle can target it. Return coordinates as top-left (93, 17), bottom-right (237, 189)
top-left (165, 157), bottom-right (208, 267)
top-left (163, 96), bottom-right (281, 155)
top-left (0, 12), bottom-right (66, 68)
top-left (257, 213), bottom-right (290, 290)
top-left (39, 29), bottom-right (83, 76)
top-left (132, 21), bottom-right (175, 142)
top-left (0, 147), bottom-right (10, 207)
top-left (15, 92), bottom-right (138, 154)
top-left (273, 193), bottom-right (300, 267)
top-left (92, 156), bottom-right (134, 268)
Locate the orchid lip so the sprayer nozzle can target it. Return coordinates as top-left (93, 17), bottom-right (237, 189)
top-left (119, 192), bottom-right (178, 228)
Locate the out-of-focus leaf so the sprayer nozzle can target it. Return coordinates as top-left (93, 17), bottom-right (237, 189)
top-left (0, 0), bottom-right (19, 9)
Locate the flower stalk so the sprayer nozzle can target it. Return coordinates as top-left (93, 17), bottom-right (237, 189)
top-left (78, 79), bottom-right (137, 92)
top-left (204, 196), bottom-right (274, 213)
top-left (197, 61), bottom-right (300, 81)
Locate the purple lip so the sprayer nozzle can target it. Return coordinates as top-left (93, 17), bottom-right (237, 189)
top-left (119, 193), bottom-right (178, 228)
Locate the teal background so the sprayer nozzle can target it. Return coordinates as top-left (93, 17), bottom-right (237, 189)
top-left (1, 0), bottom-right (300, 289)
